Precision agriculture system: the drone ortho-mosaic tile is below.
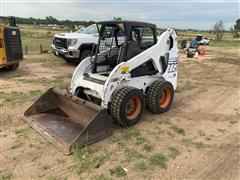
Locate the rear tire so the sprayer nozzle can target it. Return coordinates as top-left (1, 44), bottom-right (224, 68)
top-left (6, 63), bottom-right (19, 71)
top-left (146, 80), bottom-right (174, 114)
top-left (111, 86), bottom-right (145, 127)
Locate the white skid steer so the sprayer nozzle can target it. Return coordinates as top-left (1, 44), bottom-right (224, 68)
top-left (25, 21), bottom-right (179, 154)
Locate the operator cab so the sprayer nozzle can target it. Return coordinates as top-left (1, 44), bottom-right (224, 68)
top-left (92, 21), bottom-right (157, 75)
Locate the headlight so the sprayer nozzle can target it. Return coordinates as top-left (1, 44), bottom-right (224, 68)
top-left (67, 39), bottom-right (78, 47)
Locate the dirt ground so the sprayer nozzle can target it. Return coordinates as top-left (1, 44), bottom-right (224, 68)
top-left (0, 46), bottom-right (239, 180)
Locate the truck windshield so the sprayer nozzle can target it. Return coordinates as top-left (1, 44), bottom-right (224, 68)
top-left (77, 24), bottom-right (97, 34)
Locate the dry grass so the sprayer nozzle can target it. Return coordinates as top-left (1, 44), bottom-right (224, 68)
top-left (0, 26), bottom-right (239, 179)
top-left (19, 24), bottom-right (66, 53)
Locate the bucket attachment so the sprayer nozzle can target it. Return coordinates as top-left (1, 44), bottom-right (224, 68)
top-left (24, 88), bottom-right (112, 155)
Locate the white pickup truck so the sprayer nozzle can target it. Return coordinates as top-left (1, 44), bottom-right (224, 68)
top-left (52, 24), bottom-right (98, 63)
top-left (196, 35), bottom-right (210, 45)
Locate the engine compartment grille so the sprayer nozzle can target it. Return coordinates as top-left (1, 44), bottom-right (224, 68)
top-left (4, 27), bottom-right (23, 62)
top-left (54, 37), bottom-right (67, 49)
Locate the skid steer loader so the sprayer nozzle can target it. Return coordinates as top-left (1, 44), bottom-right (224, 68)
top-left (0, 16), bottom-right (23, 70)
top-left (25, 21), bottom-right (179, 154)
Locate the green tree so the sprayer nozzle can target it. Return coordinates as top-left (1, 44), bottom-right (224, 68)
top-left (233, 18), bottom-right (240, 38)
top-left (113, 17), bottom-right (122, 20)
top-left (15, 16), bottom-right (96, 27)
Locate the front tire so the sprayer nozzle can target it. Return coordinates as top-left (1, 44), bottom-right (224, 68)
top-left (80, 50), bottom-right (92, 61)
top-left (146, 80), bottom-right (174, 114)
top-left (111, 86), bottom-right (145, 127)
top-left (63, 50), bottom-right (92, 64)
top-left (64, 58), bottom-right (77, 64)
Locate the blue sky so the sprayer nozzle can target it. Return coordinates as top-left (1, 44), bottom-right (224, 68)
top-left (1, 0), bottom-right (239, 30)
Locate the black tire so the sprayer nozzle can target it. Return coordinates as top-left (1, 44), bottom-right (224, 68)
top-left (146, 80), bottom-right (174, 114)
top-left (63, 50), bottom-right (91, 64)
top-left (80, 50), bottom-right (92, 61)
top-left (111, 86), bottom-right (145, 127)
top-left (64, 58), bottom-right (78, 64)
top-left (6, 63), bottom-right (19, 71)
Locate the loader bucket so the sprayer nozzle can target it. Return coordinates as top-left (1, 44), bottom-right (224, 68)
top-left (24, 88), bottom-right (112, 155)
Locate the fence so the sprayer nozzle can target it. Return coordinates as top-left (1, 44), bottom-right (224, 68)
top-left (23, 44), bottom-right (51, 55)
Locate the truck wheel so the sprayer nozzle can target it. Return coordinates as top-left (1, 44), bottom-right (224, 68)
top-left (111, 86), bottom-right (145, 127)
top-left (146, 80), bottom-right (174, 114)
top-left (64, 59), bottom-right (75, 64)
top-left (80, 50), bottom-right (92, 61)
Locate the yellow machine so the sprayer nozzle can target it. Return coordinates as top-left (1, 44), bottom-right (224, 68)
top-left (0, 16), bottom-right (23, 70)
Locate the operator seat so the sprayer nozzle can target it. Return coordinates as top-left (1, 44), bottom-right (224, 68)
top-left (126, 29), bottom-right (142, 61)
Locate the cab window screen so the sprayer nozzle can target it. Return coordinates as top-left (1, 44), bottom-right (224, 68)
top-left (126, 27), bottom-right (155, 61)
top-left (95, 25), bottom-right (125, 65)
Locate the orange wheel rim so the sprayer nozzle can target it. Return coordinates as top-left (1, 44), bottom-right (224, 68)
top-left (159, 88), bottom-right (171, 108)
top-left (125, 96), bottom-right (141, 120)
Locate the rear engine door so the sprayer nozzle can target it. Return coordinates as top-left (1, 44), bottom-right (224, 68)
top-left (4, 27), bottom-right (23, 62)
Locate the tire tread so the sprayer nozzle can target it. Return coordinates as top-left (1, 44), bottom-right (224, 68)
top-left (146, 79), bottom-right (173, 113)
top-left (111, 86), bottom-right (143, 127)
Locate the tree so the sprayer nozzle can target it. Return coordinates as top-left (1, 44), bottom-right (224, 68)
top-left (213, 20), bottom-right (224, 41)
top-left (15, 16), bottom-right (96, 27)
top-left (45, 16), bottom-right (58, 24)
top-left (233, 18), bottom-right (240, 38)
top-left (113, 17), bottom-right (122, 20)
